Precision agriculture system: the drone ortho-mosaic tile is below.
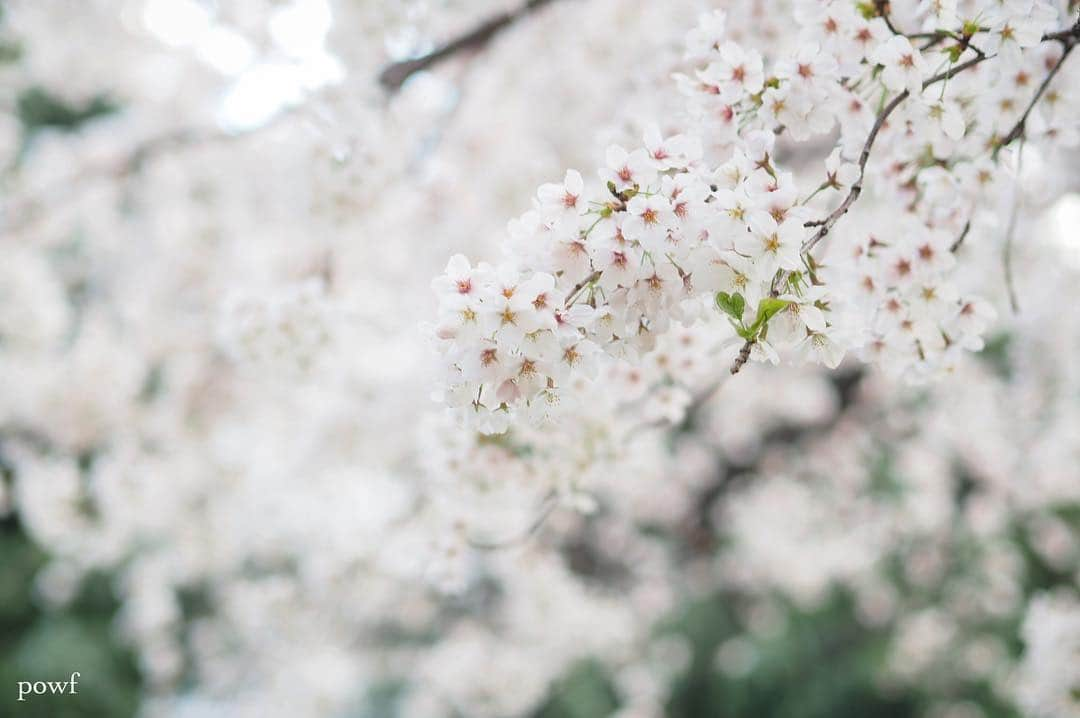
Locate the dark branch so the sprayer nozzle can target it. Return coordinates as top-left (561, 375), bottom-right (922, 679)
top-left (950, 219), bottom-right (972, 253)
top-left (378, 0), bottom-right (562, 93)
top-left (730, 53), bottom-right (995, 374)
top-left (683, 370), bottom-right (866, 553)
top-left (996, 40), bottom-right (1076, 152)
top-left (1042, 16), bottom-right (1080, 44)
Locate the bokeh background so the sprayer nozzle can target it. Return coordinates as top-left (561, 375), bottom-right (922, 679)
top-left (1, 1), bottom-right (1078, 717)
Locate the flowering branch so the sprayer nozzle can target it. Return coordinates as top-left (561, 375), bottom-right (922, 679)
top-left (996, 35), bottom-right (1077, 151)
top-left (730, 54), bottom-right (991, 374)
top-left (802, 55), bottom-right (990, 254)
top-left (432, 4), bottom-right (1072, 440)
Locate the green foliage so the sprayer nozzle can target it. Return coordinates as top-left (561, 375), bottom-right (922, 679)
top-left (533, 661), bottom-right (620, 718)
top-left (0, 518), bottom-right (141, 718)
top-left (716, 292), bottom-right (790, 342)
top-left (976, 332), bottom-right (1013, 380)
top-left (663, 590), bottom-right (918, 718)
top-left (0, 40), bottom-right (20, 64)
top-left (16, 87), bottom-right (118, 135)
top-left (715, 292), bottom-right (746, 323)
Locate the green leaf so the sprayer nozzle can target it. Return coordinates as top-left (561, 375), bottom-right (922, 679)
top-left (745, 298), bottom-right (791, 338)
top-left (715, 292), bottom-right (746, 322)
top-left (756, 297), bottom-right (790, 322)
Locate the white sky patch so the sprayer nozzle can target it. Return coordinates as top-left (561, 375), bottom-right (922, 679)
top-left (142, 0), bottom-right (211, 47)
top-left (1052, 193), bottom-right (1080, 268)
top-left (218, 63), bottom-right (304, 132)
top-left (269, 0), bottom-right (333, 59)
top-left (196, 27), bottom-right (256, 77)
top-left (205, 0), bottom-right (341, 130)
top-left (138, 0), bottom-right (345, 131)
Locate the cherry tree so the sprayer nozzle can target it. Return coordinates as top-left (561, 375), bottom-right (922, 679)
top-left (1, 1), bottom-right (1079, 716)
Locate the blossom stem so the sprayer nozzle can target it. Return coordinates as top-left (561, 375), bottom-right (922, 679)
top-left (564, 270), bottom-right (602, 307)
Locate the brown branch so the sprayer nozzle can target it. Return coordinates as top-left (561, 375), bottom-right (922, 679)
top-left (729, 54), bottom-right (994, 374)
top-left (377, 0), bottom-right (562, 93)
top-left (1042, 16), bottom-right (1080, 44)
top-left (874, 0), bottom-right (905, 38)
top-left (729, 339), bottom-right (753, 375)
top-left (800, 53), bottom-right (991, 257)
top-left (996, 41), bottom-right (1076, 152)
top-left (874, 0), bottom-right (984, 51)
top-left (467, 491), bottom-right (558, 550)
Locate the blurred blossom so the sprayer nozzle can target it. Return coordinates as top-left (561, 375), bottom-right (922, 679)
top-left (0, 0), bottom-right (1078, 716)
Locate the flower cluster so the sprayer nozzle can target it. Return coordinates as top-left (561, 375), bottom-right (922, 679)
top-left (828, 213), bottom-right (997, 379)
top-left (432, 125), bottom-right (857, 432)
top-left (434, 0), bottom-right (1078, 432)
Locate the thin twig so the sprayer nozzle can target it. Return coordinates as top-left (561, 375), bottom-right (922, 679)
top-left (729, 339), bottom-right (753, 375)
top-left (874, 0), bottom-right (984, 52)
top-left (730, 54), bottom-right (993, 374)
top-left (950, 219), bottom-right (972, 253)
top-left (996, 42), bottom-right (1076, 152)
top-left (874, 0), bottom-right (905, 38)
top-left (377, 0), bottom-right (562, 93)
top-left (1042, 17), bottom-right (1080, 44)
top-left (1003, 140), bottom-right (1025, 313)
top-left (802, 54), bottom-right (991, 257)
top-left (467, 491), bottom-right (559, 550)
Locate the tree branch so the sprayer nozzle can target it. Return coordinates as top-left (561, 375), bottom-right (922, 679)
top-left (682, 370), bottom-right (865, 553)
top-left (377, 0), bottom-right (563, 93)
top-left (728, 18), bottom-right (1078, 375)
top-left (800, 54), bottom-right (991, 257)
top-left (949, 219), bottom-right (972, 253)
top-left (996, 40), bottom-right (1076, 152)
top-left (729, 53), bottom-right (994, 374)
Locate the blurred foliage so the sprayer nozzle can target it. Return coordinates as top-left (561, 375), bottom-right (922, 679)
top-left (662, 590), bottom-right (915, 718)
top-left (536, 662), bottom-right (620, 718)
top-left (8, 86), bottom-right (118, 166)
top-left (0, 517), bottom-right (142, 718)
top-left (15, 88), bottom-right (117, 135)
top-left (976, 333), bottom-right (1014, 381)
top-left (0, 514), bottom-right (1039, 718)
top-left (531, 587), bottom-right (1024, 718)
